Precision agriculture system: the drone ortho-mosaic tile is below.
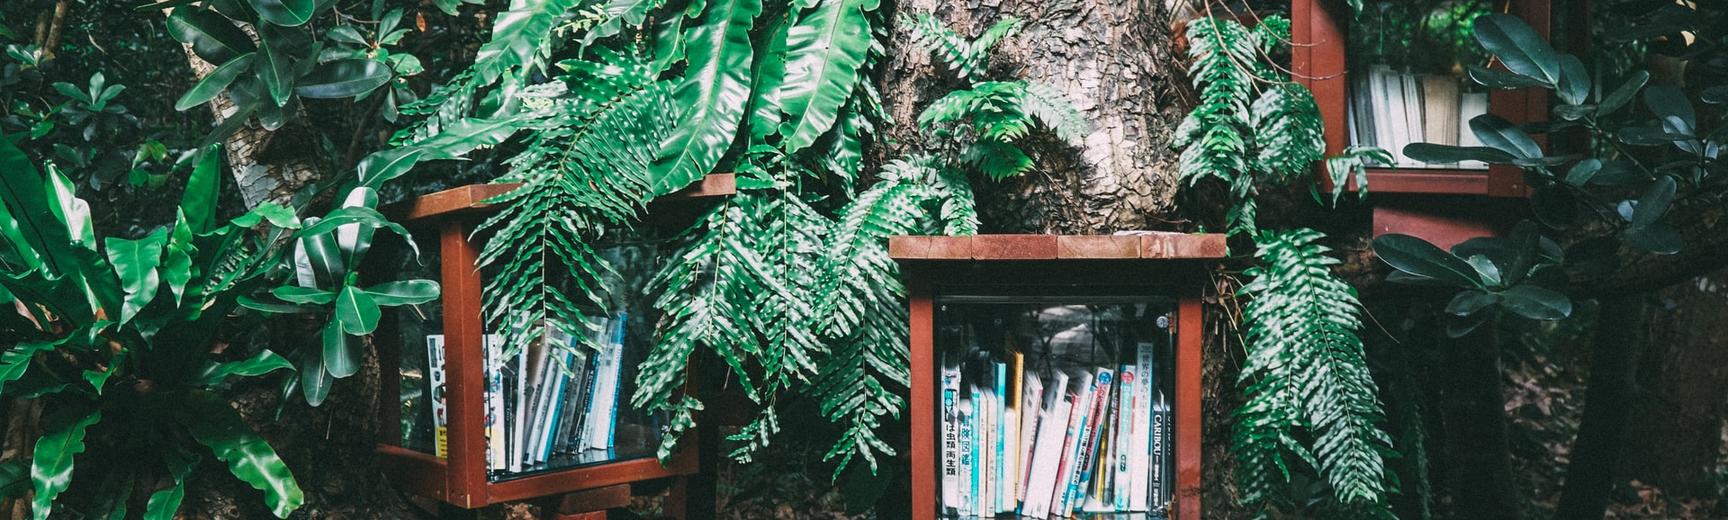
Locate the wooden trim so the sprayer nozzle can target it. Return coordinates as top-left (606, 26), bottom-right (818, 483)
top-left (483, 451), bottom-right (699, 505)
top-left (889, 234), bottom-right (1228, 261)
top-left (907, 280), bottom-right (937, 520)
top-left (1175, 297), bottom-right (1204, 520)
top-left (376, 444), bottom-right (450, 501)
top-left (386, 174), bottom-right (738, 222)
top-left (441, 220), bottom-right (489, 508)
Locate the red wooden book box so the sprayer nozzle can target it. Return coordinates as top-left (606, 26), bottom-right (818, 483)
top-left (1292, 0), bottom-right (1555, 248)
top-left (893, 234), bottom-right (1226, 520)
top-left (370, 175), bottom-right (733, 518)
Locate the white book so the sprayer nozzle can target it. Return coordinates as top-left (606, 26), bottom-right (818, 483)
top-left (976, 386), bottom-right (992, 517)
top-left (509, 344), bottom-right (528, 473)
top-left (1350, 69), bottom-right (1375, 150)
top-left (1386, 70), bottom-right (1410, 166)
top-left (957, 397), bottom-right (976, 517)
top-left (1016, 372), bottom-right (1044, 503)
top-left (525, 342), bottom-right (556, 464)
top-left (1050, 370), bottom-right (1095, 516)
top-left (1020, 381), bottom-right (1075, 518)
top-left (940, 361), bottom-right (963, 512)
top-left (1002, 407), bottom-right (1018, 514)
top-left (484, 334), bottom-right (507, 471)
top-left (1370, 65), bottom-right (1398, 167)
top-left (587, 340), bottom-right (624, 450)
top-left (1400, 72), bottom-right (1424, 167)
top-left (1459, 92), bottom-right (1491, 169)
top-left (1129, 344), bottom-right (1156, 511)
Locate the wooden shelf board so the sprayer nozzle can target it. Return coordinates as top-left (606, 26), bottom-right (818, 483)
top-left (387, 173), bottom-right (737, 221)
top-left (888, 233), bottom-right (1227, 261)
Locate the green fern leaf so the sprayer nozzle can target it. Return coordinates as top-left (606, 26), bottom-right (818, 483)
top-left (777, 0), bottom-right (873, 152)
top-left (650, 0), bottom-right (762, 193)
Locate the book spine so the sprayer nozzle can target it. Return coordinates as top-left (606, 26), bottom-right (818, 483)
top-left (485, 334), bottom-right (507, 472)
top-left (1020, 389), bottom-right (1072, 518)
top-left (1112, 363), bottom-right (1134, 510)
top-left (957, 397), bottom-right (975, 518)
top-left (1066, 369), bottom-right (1112, 516)
top-left (427, 335), bottom-right (448, 460)
top-left (1152, 389), bottom-right (1172, 514)
top-left (1016, 374), bottom-right (1043, 505)
top-left (1129, 343), bottom-right (1154, 511)
top-left (1053, 372), bottom-right (1095, 515)
top-left (940, 360), bottom-right (962, 513)
top-left (993, 361), bottom-right (1007, 513)
top-left (1006, 351), bottom-right (1024, 507)
top-left (603, 316), bottom-right (626, 448)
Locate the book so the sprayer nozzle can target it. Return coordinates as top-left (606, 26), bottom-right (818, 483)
top-left (1129, 343), bottom-right (1155, 511)
top-left (427, 334), bottom-right (449, 459)
top-left (1400, 72), bottom-right (1424, 166)
top-left (957, 396), bottom-right (976, 517)
top-left (940, 359), bottom-right (963, 513)
top-left (1066, 369), bottom-right (1114, 516)
top-left (1017, 372), bottom-right (1044, 504)
top-left (993, 360), bottom-right (1008, 513)
top-left (1112, 363), bottom-right (1135, 510)
top-left (1020, 374), bottom-right (1074, 518)
top-left (1151, 388), bottom-right (1172, 514)
top-left (1051, 369), bottom-right (1096, 516)
top-left (1459, 92), bottom-right (1491, 169)
top-left (485, 334), bottom-right (507, 471)
top-left (1369, 65), bottom-right (1397, 167)
top-left (1005, 350), bottom-right (1023, 509)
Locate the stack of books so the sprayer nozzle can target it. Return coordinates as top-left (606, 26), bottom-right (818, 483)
top-left (940, 343), bottom-right (1172, 518)
top-left (424, 314), bottom-right (629, 476)
top-left (1347, 65), bottom-right (1491, 169)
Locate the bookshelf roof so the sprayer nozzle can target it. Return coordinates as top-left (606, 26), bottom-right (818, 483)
top-left (384, 173), bottom-right (737, 222)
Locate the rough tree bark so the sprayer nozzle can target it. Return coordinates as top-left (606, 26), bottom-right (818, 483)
top-left (878, 0), bottom-right (1193, 235)
top-left (1440, 322), bottom-right (1522, 520)
top-left (176, 46), bottom-right (324, 207)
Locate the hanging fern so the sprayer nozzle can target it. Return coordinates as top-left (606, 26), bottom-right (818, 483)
top-left (902, 13), bottom-right (1023, 82)
top-left (1235, 228), bottom-right (1393, 513)
top-left (1251, 83), bottom-right (1325, 182)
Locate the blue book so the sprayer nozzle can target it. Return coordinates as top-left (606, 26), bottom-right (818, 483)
top-left (992, 361), bottom-right (1007, 513)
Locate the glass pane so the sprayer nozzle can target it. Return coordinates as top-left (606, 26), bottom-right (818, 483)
top-left (375, 227), bottom-right (443, 455)
top-left (1346, 1), bottom-right (1496, 170)
top-left (478, 231), bottom-right (668, 482)
top-left (933, 296), bottom-right (1177, 519)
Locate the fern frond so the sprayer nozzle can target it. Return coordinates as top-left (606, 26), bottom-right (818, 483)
top-left (901, 13), bottom-right (976, 81)
top-left (1320, 145), bottom-right (1391, 205)
top-left (1235, 229), bottom-right (1394, 511)
top-left (1019, 81), bottom-right (1089, 146)
top-left (967, 16), bottom-right (1024, 63)
top-left (1251, 83), bottom-right (1324, 182)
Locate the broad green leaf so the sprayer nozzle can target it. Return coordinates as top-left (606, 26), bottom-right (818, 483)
top-left (44, 164), bottom-right (95, 251)
top-left (322, 319), bottom-right (359, 378)
top-left (356, 147), bottom-right (426, 188)
top-left (1599, 70), bottom-right (1649, 115)
top-left (271, 285), bottom-right (336, 304)
top-left (237, 295), bottom-right (315, 314)
top-left (1465, 64), bottom-right (1549, 89)
top-left (777, 0), bottom-right (870, 153)
top-left (82, 349), bottom-right (125, 395)
top-left (0, 138), bottom-right (73, 273)
top-left (747, 13), bottom-right (790, 142)
top-left (1564, 158), bottom-right (1601, 186)
top-left (334, 188), bottom-right (379, 269)
top-left (1445, 290), bottom-right (1499, 316)
top-left (300, 347), bottom-right (333, 406)
top-left (1401, 143), bottom-right (1515, 165)
top-left (230, 203), bottom-right (301, 230)
top-left (1630, 176), bottom-right (1676, 229)
top-left (1497, 284), bottom-right (1571, 321)
top-left (161, 213), bottom-right (194, 304)
top-left (1556, 54), bottom-right (1590, 106)
top-left (334, 285), bottom-right (380, 335)
top-left (249, 0), bottom-right (316, 27)
top-left (326, 26), bottom-right (367, 46)
top-left (362, 279), bottom-right (440, 305)
top-left (0, 341), bottom-right (60, 396)
top-left (1644, 85), bottom-right (1700, 154)
top-left (255, 27), bottom-right (298, 107)
top-left (167, 9), bottom-right (256, 64)
top-left (294, 59), bottom-right (391, 99)
top-left (175, 53), bottom-right (255, 111)
top-left (1472, 14), bottom-right (1561, 87)
top-left (296, 225), bottom-right (345, 286)
top-left (30, 407), bottom-right (101, 520)
top-left (1465, 255), bottom-right (1503, 286)
top-left (1623, 223), bottom-right (1683, 255)
top-left (650, 0), bottom-right (762, 193)
top-left (142, 449), bottom-right (198, 520)
top-left (104, 228), bottom-right (168, 323)
top-left (184, 391), bottom-right (304, 518)
top-left (1373, 234), bottom-right (1483, 288)
top-left (199, 349), bottom-right (296, 386)
top-left (296, 206), bottom-right (418, 258)
top-left (412, 118), bottom-right (528, 160)
top-left (472, 0), bottom-right (581, 82)
top-left (1703, 85), bottom-right (1728, 105)
top-left (181, 146), bottom-right (222, 233)
top-left (1468, 114), bottom-right (1542, 159)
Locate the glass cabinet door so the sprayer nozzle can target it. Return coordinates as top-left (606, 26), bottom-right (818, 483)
top-left (933, 295), bottom-right (1178, 519)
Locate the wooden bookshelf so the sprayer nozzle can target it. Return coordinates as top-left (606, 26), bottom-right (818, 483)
top-left (1293, 0), bottom-right (1552, 199)
top-left (894, 234), bottom-right (1224, 520)
top-left (371, 178), bottom-right (731, 518)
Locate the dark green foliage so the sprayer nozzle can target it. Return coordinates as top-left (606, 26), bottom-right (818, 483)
top-left (1236, 229), bottom-right (1393, 514)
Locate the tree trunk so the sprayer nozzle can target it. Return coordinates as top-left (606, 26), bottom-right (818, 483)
top-left (1619, 273), bottom-right (1728, 495)
top-left (173, 23), bottom-right (322, 208)
top-left (1440, 323), bottom-right (1523, 520)
top-left (878, 0), bottom-right (1192, 234)
top-left (1555, 293), bottom-right (1647, 519)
